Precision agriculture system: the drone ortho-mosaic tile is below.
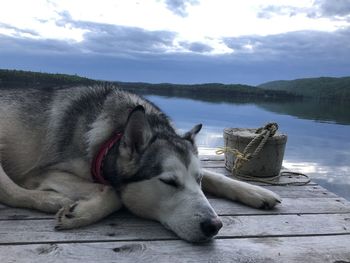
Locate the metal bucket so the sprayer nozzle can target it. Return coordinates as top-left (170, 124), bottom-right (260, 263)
top-left (223, 128), bottom-right (288, 177)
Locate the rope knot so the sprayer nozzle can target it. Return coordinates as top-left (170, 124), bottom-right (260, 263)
top-left (256, 122), bottom-right (278, 137)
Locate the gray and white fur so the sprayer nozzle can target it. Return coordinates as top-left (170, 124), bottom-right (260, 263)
top-left (0, 85), bottom-right (281, 242)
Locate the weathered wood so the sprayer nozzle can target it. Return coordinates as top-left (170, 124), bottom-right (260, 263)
top-left (253, 185), bottom-right (338, 198)
top-left (220, 213), bottom-right (350, 237)
top-left (199, 155), bottom-right (224, 161)
top-left (1, 195), bottom-right (348, 221)
top-left (198, 148), bottom-right (224, 160)
top-left (0, 205), bottom-right (52, 220)
top-left (0, 213), bottom-right (349, 244)
top-left (201, 160), bottom-right (226, 168)
top-left (223, 128), bottom-right (287, 177)
top-left (207, 184), bottom-right (337, 199)
top-left (211, 197), bottom-right (350, 215)
top-left (1, 235), bottom-right (350, 263)
top-left (204, 167), bottom-right (317, 185)
top-left (201, 158), bottom-right (314, 186)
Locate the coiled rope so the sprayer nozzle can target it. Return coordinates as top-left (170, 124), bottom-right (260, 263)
top-left (216, 123), bottom-right (310, 186)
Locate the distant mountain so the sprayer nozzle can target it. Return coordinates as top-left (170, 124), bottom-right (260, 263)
top-left (259, 76), bottom-right (350, 101)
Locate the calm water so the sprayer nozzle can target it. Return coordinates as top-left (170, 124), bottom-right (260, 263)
top-left (145, 94), bottom-right (350, 201)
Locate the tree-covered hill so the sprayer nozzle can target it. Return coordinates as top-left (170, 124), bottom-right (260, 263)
top-left (259, 76), bottom-right (350, 101)
top-left (0, 69), bottom-right (96, 88)
top-left (0, 69), bottom-right (299, 102)
top-left (2, 69), bottom-right (349, 102)
top-left (114, 81), bottom-right (298, 102)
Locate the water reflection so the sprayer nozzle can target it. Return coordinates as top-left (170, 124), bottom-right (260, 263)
top-left (145, 95), bottom-right (350, 201)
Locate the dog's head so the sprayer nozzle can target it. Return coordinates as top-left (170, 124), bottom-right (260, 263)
top-left (113, 105), bottom-right (222, 242)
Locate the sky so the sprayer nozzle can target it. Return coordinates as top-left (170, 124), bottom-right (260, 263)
top-left (0, 0), bottom-right (349, 85)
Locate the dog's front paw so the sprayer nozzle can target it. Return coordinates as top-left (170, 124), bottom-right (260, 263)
top-left (55, 202), bottom-right (83, 230)
top-left (239, 185), bottom-right (281, 209)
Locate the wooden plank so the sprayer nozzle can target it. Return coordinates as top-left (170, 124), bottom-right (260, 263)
top-left (1, 195), bottom-right (349, 221)
top-left (200, 157), bottom-right (314, 187)
top-left (204, 167), bottom-right (317, 186)
top-left (199, 155), bottom-right (224, 161)
top-left (201, 160), bottom-right (226, 168)
top-left (220, 213), bottom-right (350, 237)
top-left (198, 149), bottom-right (224, 160)
top-left (0, 206), bottom-right (52, 220)
top-left (0, 213), bottom-right (349, 244)
top-left (0, 235), bottom-right (349, 263)
top-left (211, 197), bottom-right (350, 215)
top-left (206, 184), bottom-right (337, 199)
top-left (253, 185), bottom-right (338, 198)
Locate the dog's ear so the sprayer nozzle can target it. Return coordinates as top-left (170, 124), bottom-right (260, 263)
top-left (121, 105), bottom-right (152, 156)
top-left (182, 124), bottom-right (202, 144)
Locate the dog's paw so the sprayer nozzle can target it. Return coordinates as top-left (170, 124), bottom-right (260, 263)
top-left (239, 185), bottom-right (281, 209)
top-left (55, 202), bottom-right (84, 230)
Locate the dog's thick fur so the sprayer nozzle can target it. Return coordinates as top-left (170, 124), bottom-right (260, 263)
top-left (0, 85), bottom-right (281, 242)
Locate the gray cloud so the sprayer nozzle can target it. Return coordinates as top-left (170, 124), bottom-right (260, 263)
top-left (0, 33), bottom-right (79, 55)
top-left (257, 5), bottom-right (300, 19)
top-left (82, 24), bottom-right (176, 55)
top-left (54, 11), bottom-right (177, 55)
top-left (0, 22), bottom-right (39, 37)
top-left (163, 0), bottom-right (199, 17)
top-left (317, 0), bottom-right (350, 17)
top-left (224, 28), bottom-right (350, 62)
top-left (258, 1), bottom-right (350, 20)
top-left (179, 41), bottom-right (213, 53)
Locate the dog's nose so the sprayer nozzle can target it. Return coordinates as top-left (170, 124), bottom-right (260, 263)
top-left (200, 217), bottom-right (223, 237)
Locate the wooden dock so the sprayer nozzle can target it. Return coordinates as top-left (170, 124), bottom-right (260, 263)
top-left (1, 155), bottom-right (350, 262)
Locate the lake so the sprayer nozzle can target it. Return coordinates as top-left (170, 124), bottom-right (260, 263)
top-left (144, 94), bottom-right (350, 201)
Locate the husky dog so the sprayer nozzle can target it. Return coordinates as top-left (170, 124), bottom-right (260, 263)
top-left (0, 85), bottom-right (280, 242)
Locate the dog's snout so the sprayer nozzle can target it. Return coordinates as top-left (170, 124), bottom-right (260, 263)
top-left (200, 217), bottom-right (223, 238)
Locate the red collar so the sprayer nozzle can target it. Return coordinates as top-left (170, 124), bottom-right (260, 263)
top-left (91, 132), bottom-right (123, 185)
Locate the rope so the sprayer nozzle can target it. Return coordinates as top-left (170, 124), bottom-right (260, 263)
top-left (216, 123), bottom-right (310, 186)
top-left (232, 171), bottom-right (311, 186)
top-left (216, 123), bottom-right (278, 171)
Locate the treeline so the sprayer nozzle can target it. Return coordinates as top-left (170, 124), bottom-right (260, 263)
top-left (0, 69), bottom-right (299, 102)
top-left (114, 81), bottom-right (299, 102)
top-left (259, 77), bottom-right (350, 101)
top-left (0, 69), bottom-right (96, 89)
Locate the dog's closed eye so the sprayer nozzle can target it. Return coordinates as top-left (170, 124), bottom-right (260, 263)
top-left (159, 178), bottom-right (179, 188)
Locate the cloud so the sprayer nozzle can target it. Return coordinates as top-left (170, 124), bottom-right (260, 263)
top-left (0, 22), bottom-right (39, 37)
top-left (163, 0), bottom-right (199, 17)
top-left (223, 28), bottom-right (350, 63)
top-left (0, 33), bottom-right (79, 54)
top-left (53, 11), bottom-right (178, 55)
top-left (179, 41), bottom-right (213, 53)
top-left (1, 26), bottom-right (349, 85)
top-left (257, 1), bottom-right (350, 20)
top-left (81, 24), bottom-right (176, 55)
top-left (1, 10), bottom-right (350, 85)
top-left (257, 5), bottom-right (300, 19)
top-left (316, 0), bottom-right (350, 17)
